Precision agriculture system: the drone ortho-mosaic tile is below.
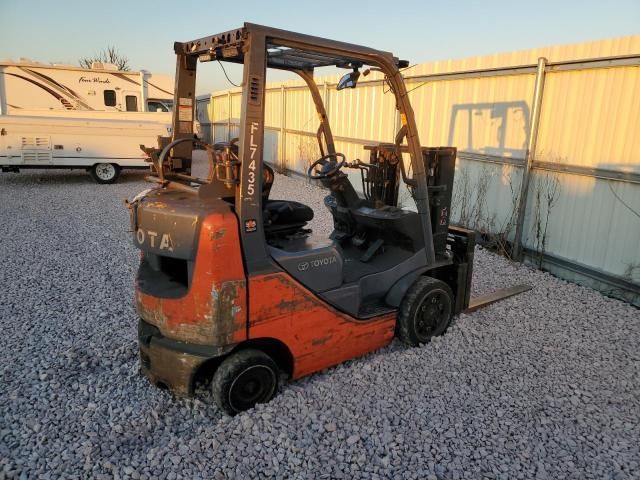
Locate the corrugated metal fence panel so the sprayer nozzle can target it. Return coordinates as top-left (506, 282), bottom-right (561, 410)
top-left (264, 89), bottom-right (281, 129)
top-left (449, 159), bottom-right (522, 237)
top-left (521, 170), bottom-right (640, 280)
top-left (536, 66), bottom-right (640, 171)
top-left (285, 87), bottom-right (315, 132)
top-left (408, 74), bottom-right (534, 158)
top-left (408, 35), bottom-right (640, 75)
top-left (211, 94), bottom-right (227, 122)
top-left (211, 94), bottom-right (229, 142)
top-left (195, 97), bottom-right (213, 143)
top-left (518, 37), bottom-right (640, 281)
top-left (326, 79), bottom-right (397, 142)
top-left (263, 89), bottom-right (282, 164)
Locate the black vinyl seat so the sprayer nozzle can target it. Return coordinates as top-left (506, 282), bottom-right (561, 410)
top-left (261, 162), bottom-right (314, 235)
top-left (264, 200), bottom-right (314, 235)
top-left (210, 146), bottom-right (314, 234)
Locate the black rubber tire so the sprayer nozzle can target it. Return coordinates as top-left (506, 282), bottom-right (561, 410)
top-left (211, 349), bottom-right (279, 415)
top-left (396, 276), bottom-right (455, 346)
top-left (89, 163), bottom-right (121, 184)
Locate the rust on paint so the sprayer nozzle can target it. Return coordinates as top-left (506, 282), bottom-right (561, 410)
top-left (275, 298), bottom-right (300, 312)
top-left (144, 201), bottom-right (169, 210)
top-left (139, 342), bottom-right (207, 396)
top-left (208, 226), bottom-right (227, 246)
top-left (311, 335), bottom-right (331, 346)
top-left (208, 280), bottom-right (245, 346)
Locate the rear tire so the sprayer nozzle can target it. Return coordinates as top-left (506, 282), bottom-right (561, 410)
top-left (89, 163), bottom-right (120, 184)
top-left (211, 349), bottom-right (279, 415)
top-left (397, 276), bottom-right (454, 346)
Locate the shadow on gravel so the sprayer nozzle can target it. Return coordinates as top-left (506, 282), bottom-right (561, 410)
top-left (0, 170), bottom-right (148, 185)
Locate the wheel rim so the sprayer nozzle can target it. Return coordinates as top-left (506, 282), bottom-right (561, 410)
top-left (95, 163), bottom-right (115, 181)
top-left (228, 365), bottom-right (276, 412)
top-left (415, 289), bottom-right (451, 341)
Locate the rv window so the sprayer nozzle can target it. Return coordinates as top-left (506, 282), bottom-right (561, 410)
top-left (104, 90), bottom-right (116, 107)
top-left (148, 101), bottom-right (169, 112)
top-left (125, 95), bottom-right (138, 112)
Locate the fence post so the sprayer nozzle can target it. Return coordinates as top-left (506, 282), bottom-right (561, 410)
top-left (513, 57), bottom-right (547, 261)
top-left (280, 85), bottom-right (287, 173)
top-left (323, 81), bottom-right (329, 116)
top-left (226, 91), bottom-right (232, 142)
top-left (209, 94), bottom-right (215, 143)
top-left (393, 109), bottom-right (401, 138)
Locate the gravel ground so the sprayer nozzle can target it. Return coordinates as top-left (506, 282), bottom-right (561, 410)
top-left (1, 168), bottom-right (639, 479)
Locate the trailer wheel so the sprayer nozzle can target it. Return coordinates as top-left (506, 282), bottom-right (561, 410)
top-left (89, 163), bottom-right (120, 184)
top-left (397, 276), bottom-right (454, 346)
top-left (211, 349), bottom-right (279, 415)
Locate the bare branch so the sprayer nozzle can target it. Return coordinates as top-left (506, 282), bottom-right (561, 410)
top-left (79, 46), bottom-right (130, 71)
top-left (608, 182), bottom-right (640, 221)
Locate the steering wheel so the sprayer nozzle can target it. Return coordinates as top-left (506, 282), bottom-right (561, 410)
top-left (307, 153), bottom-right (346, 180)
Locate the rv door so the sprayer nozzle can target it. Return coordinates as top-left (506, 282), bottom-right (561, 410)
top-left (122, 91), bottom-right (140, 112)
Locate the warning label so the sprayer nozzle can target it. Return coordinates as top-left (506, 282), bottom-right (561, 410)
top-left (179, 97), bottom-right (193, 106)
top-left (178, 106), bottom-right (192, 121)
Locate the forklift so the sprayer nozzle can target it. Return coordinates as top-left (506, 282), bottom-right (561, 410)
top-left (129, 24), bottom-right (477, 415)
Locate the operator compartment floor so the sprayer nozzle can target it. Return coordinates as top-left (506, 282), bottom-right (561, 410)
top-left (267, 232), bottom-right (331, 252)
top-left (268, 233), bottom-right (416, 286)
top-left (341, 243), bottom-right (415, 284)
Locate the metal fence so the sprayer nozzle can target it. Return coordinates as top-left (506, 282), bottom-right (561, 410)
top-left (197, 36), bottom-right (640, 305)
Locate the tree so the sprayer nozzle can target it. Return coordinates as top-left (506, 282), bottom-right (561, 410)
top-left (79, 46), bottom-right (130, 71)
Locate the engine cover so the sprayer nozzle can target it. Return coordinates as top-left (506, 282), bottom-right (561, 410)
top-left (131, 188), bottom-right (247, 346)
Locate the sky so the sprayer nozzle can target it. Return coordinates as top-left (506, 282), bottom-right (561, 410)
top-left (1, 0), bottom-right (638, 94)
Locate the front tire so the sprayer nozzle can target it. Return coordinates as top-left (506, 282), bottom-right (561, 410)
top-left (397, 277), bottom-right (454, 346)
top-left (211, 349), bottom-right (279, 415)
top-left (89, 163), bottom-right (120, 184)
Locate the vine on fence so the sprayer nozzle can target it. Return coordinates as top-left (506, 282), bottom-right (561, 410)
top-left (530, 171), bottom-right (561, 268)
top-left (451, 158), bottom-right (565, 267)
top-left (451, 163), bottom-right (521, 258)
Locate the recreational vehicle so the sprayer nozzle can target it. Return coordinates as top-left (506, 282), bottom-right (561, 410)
top-left (0, 61), bottom-right (189, 183)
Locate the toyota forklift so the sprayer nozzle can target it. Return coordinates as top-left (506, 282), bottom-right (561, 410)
top-left (129, 24), bottom-right (476, 415)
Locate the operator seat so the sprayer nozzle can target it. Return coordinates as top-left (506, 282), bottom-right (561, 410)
top-left (262, 163), bottom-right (314, 235)
top-left (212, 142), bottom-right (314, 234)
top-left (264, 200), bottom-right (314, 234)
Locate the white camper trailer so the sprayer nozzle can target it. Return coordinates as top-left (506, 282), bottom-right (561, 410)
top-left (0, 60), bottom-right (180, 183)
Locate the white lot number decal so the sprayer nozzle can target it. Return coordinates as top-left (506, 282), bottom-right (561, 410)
top-left (247, 121), bottom-right (259, 197)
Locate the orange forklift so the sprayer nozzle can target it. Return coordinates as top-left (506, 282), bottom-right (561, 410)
top-left (129, 24), bottom-right (477, 415)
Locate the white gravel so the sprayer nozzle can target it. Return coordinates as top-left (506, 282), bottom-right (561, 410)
top-left (1, 168), bottom-right (639, 479)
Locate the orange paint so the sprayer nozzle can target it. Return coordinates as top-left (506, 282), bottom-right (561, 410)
top-left (136, 207), bottom-right (247, 346)
top-left (248, 272), bottom-right (396, 379)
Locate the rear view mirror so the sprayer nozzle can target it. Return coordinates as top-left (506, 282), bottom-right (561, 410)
top-left (337, 70), bottom-right (360, 90)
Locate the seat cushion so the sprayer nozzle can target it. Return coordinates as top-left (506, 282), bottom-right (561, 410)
top-left (264, 200), bottom-right (314, 229)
